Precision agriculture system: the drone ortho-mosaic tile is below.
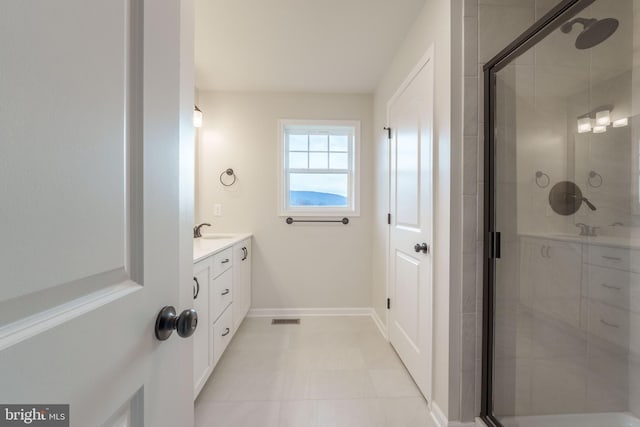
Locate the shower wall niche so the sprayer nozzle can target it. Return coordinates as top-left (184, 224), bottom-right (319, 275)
top-left (483, 1), bottom-right (640, 426)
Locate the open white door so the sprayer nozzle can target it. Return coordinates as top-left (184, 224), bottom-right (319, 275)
top-left (0, 0), bottom-right (195, 425)
top-left (387, 48), bottom-right (434, 401)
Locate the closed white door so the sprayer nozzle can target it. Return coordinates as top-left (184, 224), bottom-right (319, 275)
top-left (0, 0), bottom-right (195, 426)
top-left (387, 49), bottom-right (434, 400)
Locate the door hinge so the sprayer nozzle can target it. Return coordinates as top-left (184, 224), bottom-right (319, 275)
top-left (387, 298), bottom-right (390, 310)
top-left (490, 231), bottom-right (501, 259)
top-left (383, 127), bottom-right (391, 139)
top-left (387, 213), bottom-right (391, 225)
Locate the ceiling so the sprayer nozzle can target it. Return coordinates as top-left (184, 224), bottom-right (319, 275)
top-left (195, 0), bottom-right (426, 93)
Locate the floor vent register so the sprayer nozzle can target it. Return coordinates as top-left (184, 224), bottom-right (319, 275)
top-left (271, 318), bottom-right (301, 325)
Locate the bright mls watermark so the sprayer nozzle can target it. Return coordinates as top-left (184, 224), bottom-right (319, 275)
top-left (0, 405), bottom-right (68, 426)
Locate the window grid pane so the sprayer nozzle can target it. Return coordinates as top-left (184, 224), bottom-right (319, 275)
top-left (309, 134), bottom-right (329, 152)
top-left (288, 134), bottom-right (308, 151)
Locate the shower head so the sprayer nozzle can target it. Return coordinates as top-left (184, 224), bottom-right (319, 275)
top-left (560, 17), bottom-right (619, 49)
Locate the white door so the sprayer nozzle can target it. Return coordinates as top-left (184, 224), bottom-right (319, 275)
top-left (387, 49), bottom-right (434, 400)
top-left (0, 0), bottom-right (195, 425)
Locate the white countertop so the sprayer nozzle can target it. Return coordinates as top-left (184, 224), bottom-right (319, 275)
top-left (193, 233), bottom-right (253, 263)
top-left (520, 232), bottom-right (640, 250)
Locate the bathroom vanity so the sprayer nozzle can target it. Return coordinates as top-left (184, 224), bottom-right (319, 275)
top-left (515, 233), bottom-right (640, 415)
top-left (192, 233), bottom-right (252, 398)
top-left (520, 233), bottom-right (640, 346)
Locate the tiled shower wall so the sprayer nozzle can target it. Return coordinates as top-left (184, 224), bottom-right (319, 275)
top-left (460, 0), bottom-right (559, 421)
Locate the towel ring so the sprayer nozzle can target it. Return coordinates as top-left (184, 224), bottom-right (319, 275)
top-left (535, 171), bottom-right (550, 188)
top-left (219, 168), bottom-right (237, 187)
top-left (588, 170), bottom-right (603, 188)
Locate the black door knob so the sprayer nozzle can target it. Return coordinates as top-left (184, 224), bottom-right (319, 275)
top-left (414, 243), bottom-right (429, 254)
top-left (155, 306), bottom-right (198, 341)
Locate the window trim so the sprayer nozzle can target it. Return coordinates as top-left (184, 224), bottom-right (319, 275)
top-left (277, 119), bottom-right (361, 217)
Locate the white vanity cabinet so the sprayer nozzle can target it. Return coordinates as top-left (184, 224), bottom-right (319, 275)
top-left (233, 239), bottom-right (252, 332)
top-left (519, 236), bottom-right (582, 328)
top-left (193, 259), bottom-right (212, 396)
top-left (192, 234), bottom-right (252, 398)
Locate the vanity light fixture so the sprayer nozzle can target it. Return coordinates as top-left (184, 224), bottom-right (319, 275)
top-left (577, 117), bottom-right (592, 133)
top-left (595, 109), bottom-right (611, 126)
top-left (613, 117), bottom-right (628, 128)
top-left (194, 105), bottom-right (203, 128)
top-left (576, 105), bottom-right (615, 134)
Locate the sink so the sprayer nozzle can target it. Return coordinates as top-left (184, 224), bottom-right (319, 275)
top-left (199, 233), bottom-right (236, 240)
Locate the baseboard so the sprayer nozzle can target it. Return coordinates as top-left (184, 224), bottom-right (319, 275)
top-left (370, 308), bottom-right (388, 340)
top-left (247, 307), bottom-right (389, 341)
top-left (429, 401), bottom-right (476, 427)
top-left (431, 401), bottom-right (448, 427)
top-left (247, 307), bottom-right (373, 318)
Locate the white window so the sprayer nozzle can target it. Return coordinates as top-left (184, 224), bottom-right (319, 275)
top-left (278, 120), bottom-right (360, 216)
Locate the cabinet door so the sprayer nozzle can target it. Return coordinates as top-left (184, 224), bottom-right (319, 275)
top-left (546, 241), bottom-right (582, 328)
top-left (519, 237), bottom-right (550, 310)
top-left (193, 260), bottom-right (211, 397)
top-left (233, 239), bottom-right (252, 331)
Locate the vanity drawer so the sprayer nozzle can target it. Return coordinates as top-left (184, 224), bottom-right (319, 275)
top-left (212, 247), bottom-right (233, 278)
top-left (586, 245), bottom-right (640, 273)
top-left (211, 268), bottom-right (233, 322)
top-left (586, 264), bottom-right (640, 313)
top-left (212, 305), bottom-right (233, 367)
top-left (586, 300), bottom-right (635, 352)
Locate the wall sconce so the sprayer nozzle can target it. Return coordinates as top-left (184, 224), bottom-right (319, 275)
top-left (575, 104), bottom-right (627, 134)
top-left (193, 105), bottom-right (203, 128)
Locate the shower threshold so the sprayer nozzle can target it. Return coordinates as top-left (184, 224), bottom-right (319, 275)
top-left (499, 412), bottom-right (639, 427)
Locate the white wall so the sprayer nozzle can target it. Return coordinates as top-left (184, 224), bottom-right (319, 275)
top-left (372, 0), bottom-right (458, 420)
top-left (196, 91), bottom-right (374, 310)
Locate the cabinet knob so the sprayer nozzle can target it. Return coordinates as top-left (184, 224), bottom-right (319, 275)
top-left (221, 328), bottom-right (230, 337)
top-left (155, 306), bottom-right (198, 341)
top-left (221, 289), bottom-right (230, 296)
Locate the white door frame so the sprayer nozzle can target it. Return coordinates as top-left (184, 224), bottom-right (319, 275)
top-left (385, 44), bottom-right (435, 401)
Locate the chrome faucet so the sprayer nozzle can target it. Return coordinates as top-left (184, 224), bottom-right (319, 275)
top-left (575, 223), bottom-right (599, 237)
top-left (193, 223), bottom-right (211, 238)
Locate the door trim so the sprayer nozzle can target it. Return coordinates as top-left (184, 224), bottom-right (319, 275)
top-left (385, 44), bottom-right (435, 402)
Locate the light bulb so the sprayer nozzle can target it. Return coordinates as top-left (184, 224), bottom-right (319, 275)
top-left (593, 125), bottom-right (607, 134)
top-left (193, 106), bottom-right (203, 128)
top-left (613, 117), bottom-right (628, 128)
top-left (577, 117), bottom-right (592, 133)
top-left (595, 110), bottom-right (611, 126)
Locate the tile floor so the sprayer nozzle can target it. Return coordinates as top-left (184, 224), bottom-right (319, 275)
top-left (195, 316), bottom-right (436, 427)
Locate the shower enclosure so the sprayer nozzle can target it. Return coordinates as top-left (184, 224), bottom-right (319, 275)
top-left (482, 1), bottom-right (640, 426)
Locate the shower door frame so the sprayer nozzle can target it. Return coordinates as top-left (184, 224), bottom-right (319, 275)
top-left (481, 0), bottom-right (598, 425)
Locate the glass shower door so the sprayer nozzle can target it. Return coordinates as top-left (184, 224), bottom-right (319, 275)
top-left (486, 0), bottom-right (640, 426)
